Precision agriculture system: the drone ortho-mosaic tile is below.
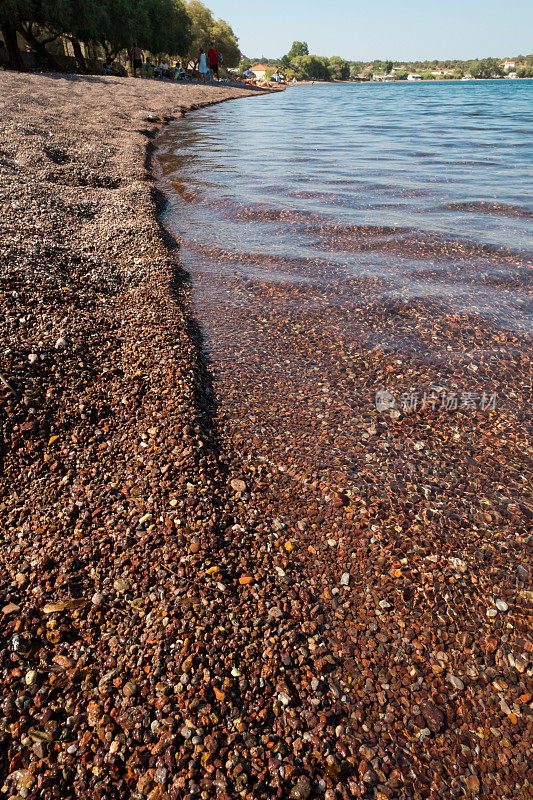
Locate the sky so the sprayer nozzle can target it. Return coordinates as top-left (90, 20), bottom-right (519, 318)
top-left (205, 0), bottom-right (533, 61)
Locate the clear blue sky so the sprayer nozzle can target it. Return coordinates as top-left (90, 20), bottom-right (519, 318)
top-left (206, 0), bottom-right (533, 61)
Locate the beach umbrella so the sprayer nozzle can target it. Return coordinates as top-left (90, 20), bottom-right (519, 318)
top-left (243, 70), bottom-right (255, 77)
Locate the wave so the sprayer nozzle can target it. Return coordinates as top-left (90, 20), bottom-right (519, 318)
top-left (440, 201), bottom-right (533, 219)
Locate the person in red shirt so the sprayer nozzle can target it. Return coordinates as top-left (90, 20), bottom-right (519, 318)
top-left (207, 43), bottom-right (220, 82)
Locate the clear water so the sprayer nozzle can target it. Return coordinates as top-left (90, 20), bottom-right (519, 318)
top-left (157, 81), bottom-right (532, 334)
top-left (155, 81), bottom-right (532, 491)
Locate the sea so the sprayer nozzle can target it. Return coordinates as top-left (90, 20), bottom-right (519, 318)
top-left (156, 80), bottom-right (532, 494)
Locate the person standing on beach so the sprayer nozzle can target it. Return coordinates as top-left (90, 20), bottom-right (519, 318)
top-left (198, 50), bottom-right (209, 83)
top-left (207, 43), bottom-right (220, 82)
top-left (131, 45), bottom-right (143, 77)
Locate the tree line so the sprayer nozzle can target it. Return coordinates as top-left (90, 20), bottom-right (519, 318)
top-left (375, 55), bottom-right (533, 79)
top-left (0, 0), bottom-right (240, 72)
top-left (240, 42), bottom-right (351, 82)
top-left (242, 43), bottom-right (533, 81)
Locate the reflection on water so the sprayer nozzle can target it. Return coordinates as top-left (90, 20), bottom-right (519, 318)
top-left (155, 81), bottom-right (532, 492)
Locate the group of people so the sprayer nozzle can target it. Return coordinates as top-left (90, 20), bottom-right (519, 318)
top-left (126, 43), bottom-right (221, 83)
top-left (197, 43), bottom-right (222, 83)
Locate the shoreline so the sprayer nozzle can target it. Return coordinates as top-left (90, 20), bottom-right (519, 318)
top-left (1, 72), bottom-right (531, 800)
top-left (298, 77), bottom-right (533, 85)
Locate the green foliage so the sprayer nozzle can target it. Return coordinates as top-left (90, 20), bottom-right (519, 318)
top-left (328, 55), bottom-right (350, 80)
top-left (211, 16), bottom-right (239, 68)
top-left (98, 0), bottom-right (137, 56)
top-left (349, 61), bottom-right (364, 76)
top-left (184, 0), bottom-right (239, 67)
top-left (2, 0), bottom-right (242, 71)
top-left (244, 50), bottom-right (533, 83)
top-left (276, 40), bottom-right (351, 82)
top-left (287, 40), bottom-right (308, 59)
top-left (185, 0), bottom-right (213, 58)
top-left (0, 0), bottom-right (33, 25)
top-left (469, 57), bottom-right (504, 78)
top-left (290, 53), bottom-right (329, 80)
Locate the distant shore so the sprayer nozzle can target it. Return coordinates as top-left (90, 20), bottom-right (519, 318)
top-left (297, 76), bottom-right (532, 85)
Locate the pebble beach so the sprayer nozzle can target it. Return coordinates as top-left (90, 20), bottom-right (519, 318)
top-left (0, 71), bottom-right (532, 800)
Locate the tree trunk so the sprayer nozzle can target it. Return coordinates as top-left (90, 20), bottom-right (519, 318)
top-left (1, 23), bottom-right (24, 71)
top-left (71, 38), bottom-right (87, 73)
top-left (18, 24), bottom-right (61, 71)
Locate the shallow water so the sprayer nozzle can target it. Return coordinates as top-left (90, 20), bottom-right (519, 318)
top-left (156, 81), bottom-right (532, 494)
top-left (158, 81), bottom-right (532, 330)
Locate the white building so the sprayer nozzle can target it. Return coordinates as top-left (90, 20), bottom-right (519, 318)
top-left (250, 64), bottom-right (269, 81)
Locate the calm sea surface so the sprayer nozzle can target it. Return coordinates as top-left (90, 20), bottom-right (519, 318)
top-left (156, 81), bottom-right (532, 491)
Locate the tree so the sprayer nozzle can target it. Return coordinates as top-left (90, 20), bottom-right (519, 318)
top-left (1, 0), bottom-right (192, 72)
top-left (0, 0), bottom-right (52, 69)
top-left (19, 21), bottom-right (64, 70)
top-left (290, 53), bottom-right (329, 81)
top-left (211, 16), bottom-right (239, 68)
top-left (185, 0), bottom-right (212, 63)
top-left (470, 57), bottom-right (504, 79)
top-left (348, 60), bottom-right (364, 76)
top-left (184, 0), bottom-right (239, 68)
top-left (150, 0), bottom-right (191, 58)
top-left (383, 59), bottom-right (393, 74)
top-left (96, 0), bottom-right (134, 61)
top-left (287, 40), bottom-right (308, 59)
top-left (328, 55), bottom-right (349, 80)
top-left (9, 0), bottom-right (69, 71)
top-left (1, 15), bottom-right (25, 68)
